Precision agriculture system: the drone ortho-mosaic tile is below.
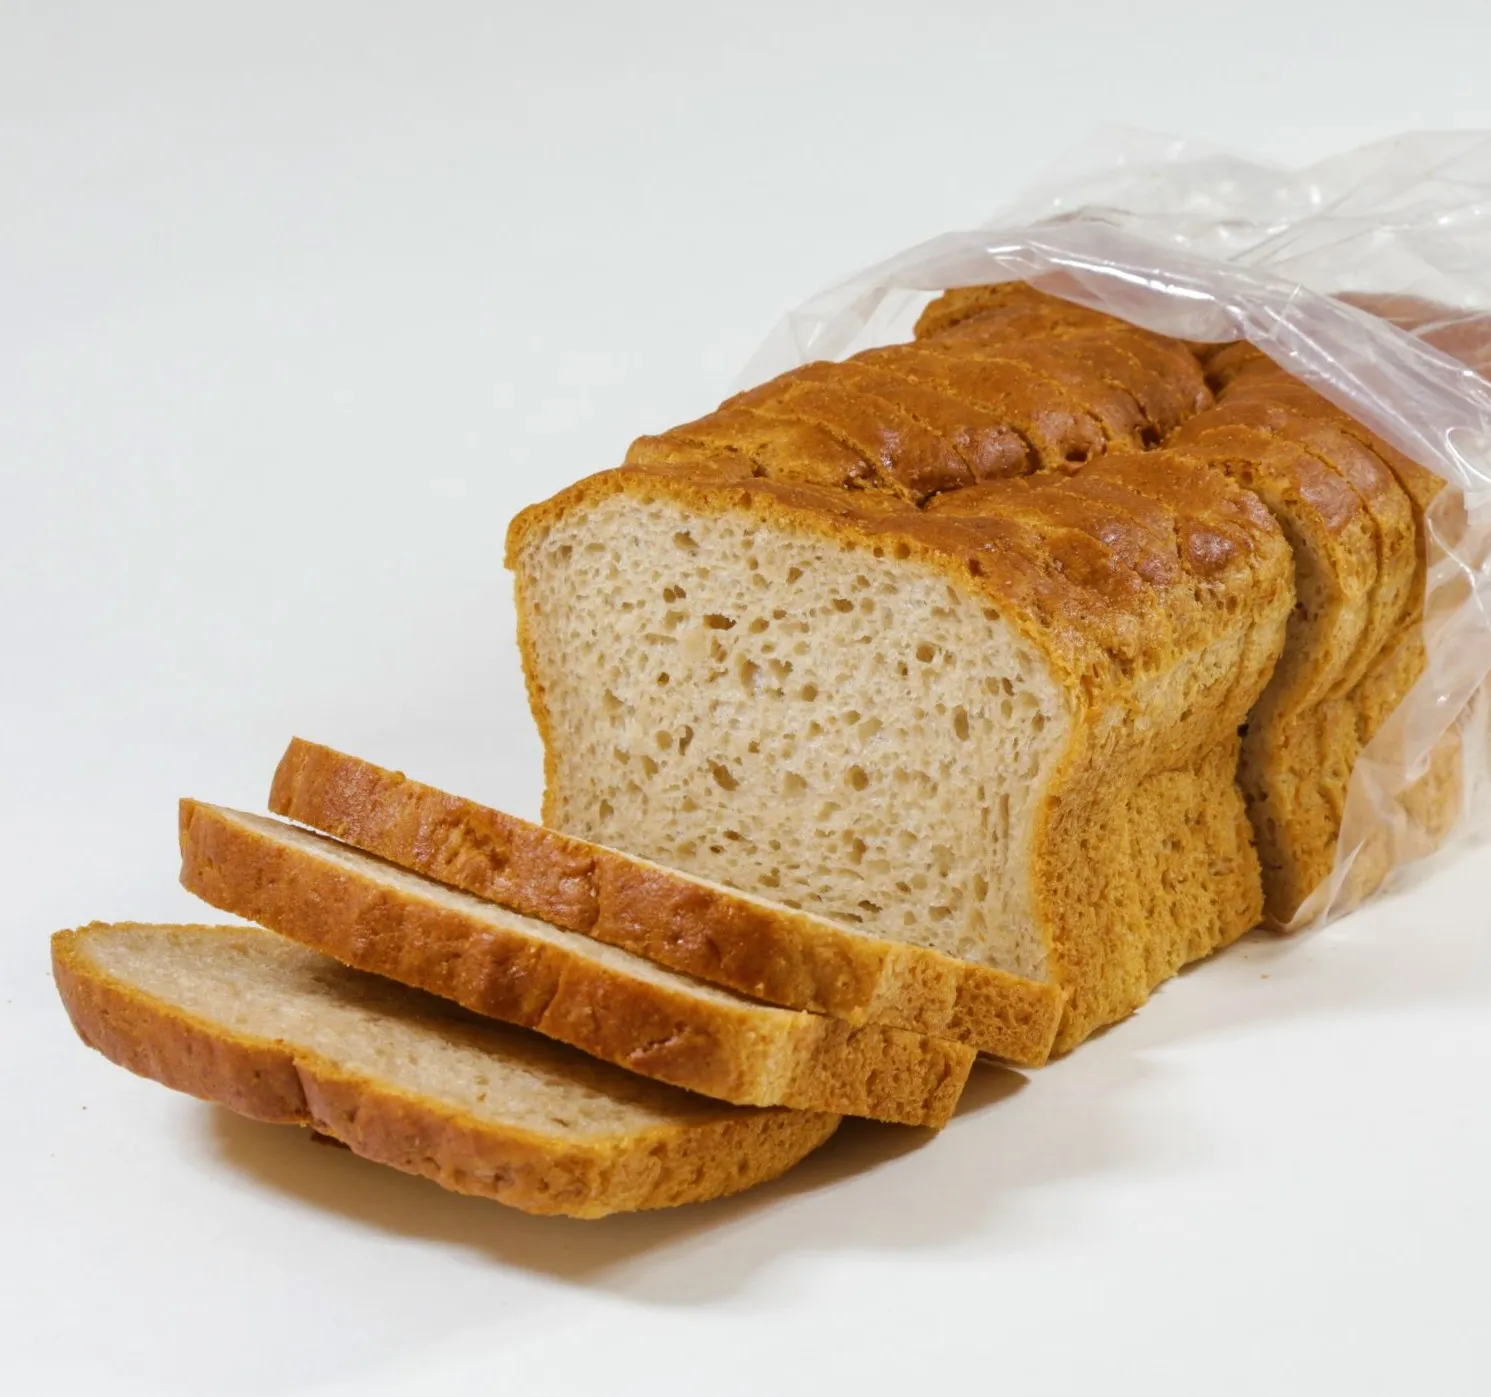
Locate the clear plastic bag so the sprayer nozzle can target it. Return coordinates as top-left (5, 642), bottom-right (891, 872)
top-left (739, 128), bottom-right (1491, 928)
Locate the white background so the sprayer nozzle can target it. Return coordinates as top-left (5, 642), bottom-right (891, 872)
top-left (4, 3), bottom-right (1491, 1394)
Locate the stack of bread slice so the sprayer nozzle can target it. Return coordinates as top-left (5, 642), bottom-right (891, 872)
top-left (507, 282), bottom-right (1464, 1054)
top-left (55, 741), bottom-right (1064, 1217)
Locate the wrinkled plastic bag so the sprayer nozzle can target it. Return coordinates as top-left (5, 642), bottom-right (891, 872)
top-left (739, 128), bottom-right (1491, 928)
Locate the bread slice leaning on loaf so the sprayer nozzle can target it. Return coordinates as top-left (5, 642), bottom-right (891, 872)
top-left (267, 737), bottom-right (1064, 1065)
top-left (178, 801), bottom-right (976, 1126)
top-left (52, 922), bottom-right (839, 1217)
top-left (507, 451), bottom-right (1294, 1053)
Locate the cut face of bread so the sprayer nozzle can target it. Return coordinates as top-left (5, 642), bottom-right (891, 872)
top-left (516, 490), bottom-right (1068, 982)
top-left (508, 459), bottom-right (1293, 1051)
top-left (267, 738), bottom-right (1065, 1064)
top-left (52, 922), bottom-right (839, 1217)
top-left (178, 802), bottom-right (976, 1126)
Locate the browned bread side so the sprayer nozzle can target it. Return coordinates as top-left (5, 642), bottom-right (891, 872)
top-left (267, 737), bottom-right (1065, 1065)
top-left (178, 802), bottom-right (976, 1126)
top-left (53, 922), bottom-right (839, 1217)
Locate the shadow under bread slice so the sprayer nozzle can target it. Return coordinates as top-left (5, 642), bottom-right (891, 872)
top-left (177, 802), bottom-right (976, 1128)
top-left (267, 738), bottom-right (1065, 1066)
top-left (52, 921), bottom-right (839, 1218)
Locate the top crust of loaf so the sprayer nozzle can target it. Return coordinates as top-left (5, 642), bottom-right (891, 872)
top-left (268, 738), bottom-right (1064, 1064)
top-left (629, 284), bottom-right (1213, 503)
top-left (52, 922), bottom-right (839, 1218)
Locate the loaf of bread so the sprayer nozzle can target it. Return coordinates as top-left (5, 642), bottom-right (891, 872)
top-left (178, 800), bottom-right (976, 1125)
top-left (268, 737), bottom-right (1064, 1064)
top-left (507, 281), bottom-right (1459, 1048)
top-left (509, 430), bottom-right (1293, 1051)
top-left (53, 922), bottom-right (839, 1217)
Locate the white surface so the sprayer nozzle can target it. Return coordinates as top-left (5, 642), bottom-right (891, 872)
top-left (4, 4), bottom-right (1491, 1394)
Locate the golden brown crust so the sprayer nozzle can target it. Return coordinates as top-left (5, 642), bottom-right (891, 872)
top-left (52, 923), bottom-right (840, 1218)
top-left (177, 803), bottom-right (975, 1126)
top-left (268, 738), bottom-right (1064, 1064)
top-left (725, 360), bottom-right (1033, 482)
top-left (915, 284), bottom-right (1213, 431)
top-left (628, 285), bottom-right (1213, 506)
top-left (912, 281), bottom-right (1142, 342)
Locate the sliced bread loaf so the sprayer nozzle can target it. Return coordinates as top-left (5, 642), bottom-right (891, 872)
top-left (178, 802), bottom-right (976, 1126)
top-left (267, 737), bottom-right (1064, 1064)
top-left (52, 922), bottom-right (839, 1217)
top-left (506, 449), bottom-right (1293, 1052)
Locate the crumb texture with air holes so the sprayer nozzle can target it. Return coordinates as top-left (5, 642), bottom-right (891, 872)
top-left (518, 490), bottom-right (1068, 982)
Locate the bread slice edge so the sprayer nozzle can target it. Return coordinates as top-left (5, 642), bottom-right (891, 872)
top-left (51, 921), bottom-right (840, 1218)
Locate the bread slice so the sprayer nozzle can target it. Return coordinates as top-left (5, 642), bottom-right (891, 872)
top-left (52, 922), bottom-right (839, 1217)
top-left (177, 802), bottom-right (975, 1126)
top-left (506, 451), bottom-right (1292, 1052)
top-left (267, 738), bottom-right (1064, 1064)
top-left (1174, 343), bottom-right (1438, 920)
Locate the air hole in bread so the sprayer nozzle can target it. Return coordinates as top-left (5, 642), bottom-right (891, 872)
top-left (710, 761), bottom-right (739, 791)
